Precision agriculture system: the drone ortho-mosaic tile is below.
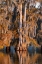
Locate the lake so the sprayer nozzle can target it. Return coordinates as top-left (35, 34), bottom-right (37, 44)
top-left (0, 51), bottom-right (42, 64)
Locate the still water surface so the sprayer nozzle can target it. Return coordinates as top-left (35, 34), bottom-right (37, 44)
top-left (0, 51), bottom-right (42, 64)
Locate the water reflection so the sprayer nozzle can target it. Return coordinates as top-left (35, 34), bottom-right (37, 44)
top-left (0, 51), bottom-right (42, 64)
top-left (0, 52), bottom-right (12, 64)
top-left (17, 51), bottom-right (42, 64)
top-left (0, 52), bottom-right (19, 64)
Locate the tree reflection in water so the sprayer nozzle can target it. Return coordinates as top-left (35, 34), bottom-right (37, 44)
top-left (0, 52), bottom-right (19, 64)
top-left (17, 51), bottom-right (42, 64)
top-left (0, 52), bottom-right (42, 64)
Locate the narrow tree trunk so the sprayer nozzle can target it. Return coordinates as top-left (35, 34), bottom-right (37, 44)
top-left (23, 3), bottom-right (27, 43)
top-left (19, 3), bottom-right (22, 46)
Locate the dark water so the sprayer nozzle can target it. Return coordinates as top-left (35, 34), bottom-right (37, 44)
top-left (0, 51), bottom-right (42, 64)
